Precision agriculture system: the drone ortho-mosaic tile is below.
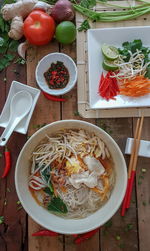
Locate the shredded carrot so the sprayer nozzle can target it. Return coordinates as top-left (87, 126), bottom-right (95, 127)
top-left (60, 186), bottom-right (67, 193)
top-left (119, 75), bottom-right (150, 97)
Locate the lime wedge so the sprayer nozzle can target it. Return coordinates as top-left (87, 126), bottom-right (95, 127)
top-left (102, 59), bottom-right (119, 71)
top-left (102, 44), bottom-right (119, 60)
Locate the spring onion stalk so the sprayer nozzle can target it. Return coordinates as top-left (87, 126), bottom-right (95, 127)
top-left (73, 2), bottom-right (150, 22)
top-left (96, 0), bottom-right (149, 10)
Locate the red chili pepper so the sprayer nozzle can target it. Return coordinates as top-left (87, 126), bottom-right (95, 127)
top-left (74, 228), bottom-right (100, 244)
top-left (2, 147), bottom-right (11, 178)
top-left (98, 71), bottom-right (119, 101)
top-left (72, 234), bottom-right (79, 238)
top-left (42, 91), bottom-right (66, 102)
top-left (32, 230), bottom-right (58, 237)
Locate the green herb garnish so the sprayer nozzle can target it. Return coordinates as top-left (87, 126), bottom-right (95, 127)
top-left (48, 196), bottom-right (68, 214)
top-left (124, 223), bottom-right (133, 232)
top-left (80, 0), bottom-right (96, 8)
top-left (78, 19), bottom-right (91, 32)
top-left (0, 216), bottom-right (4, 224)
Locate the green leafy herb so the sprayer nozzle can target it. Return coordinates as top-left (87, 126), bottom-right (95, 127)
top-left (48, 196), bottom-right (68, 214)
top-left (0, 54), bottom-right (15, 71)
top-left (0, 37), bottom-right (4, 46)
top-left (44, 186), bottom-right (54, 196)
top-left (17, 200), bottom-right (21, 205)
top-left (41, 167), bottom-right (50, 183)
top-left (9, 39), bottom-right (19, 51)
top-left (80, 0), bottom-right (96, 8)
top-left (0, 4), bottom-right (21, 71)
top-left (145, 65), bottom-right (150, 79)
top-left (124, 223), bottom-right (133, 232)
top-left (0, 152), bottom-right (2, 158)
top-left (78, 19), bottom-right (91, 32)
top-left (41, 166), bottom-right (53, 192)
top-left (0, 216), bottom-right (4, 224)
top-left (119, 39), bottom-right (145, 62)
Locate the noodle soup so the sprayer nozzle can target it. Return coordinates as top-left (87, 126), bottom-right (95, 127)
top-left (28, 129), bottom-right (115, 219)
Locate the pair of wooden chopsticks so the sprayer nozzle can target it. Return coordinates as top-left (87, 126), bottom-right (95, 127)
top-left (121, 116), bottom-right (144, 216)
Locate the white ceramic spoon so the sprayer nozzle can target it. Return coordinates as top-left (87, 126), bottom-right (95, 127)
top-left (0, 91), bottom-right (33, 146)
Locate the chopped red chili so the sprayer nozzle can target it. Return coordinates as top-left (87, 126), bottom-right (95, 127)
top-left (98, 71), bottom-right (119, 101)
top-left (44, 61), bottom-right (69, 89)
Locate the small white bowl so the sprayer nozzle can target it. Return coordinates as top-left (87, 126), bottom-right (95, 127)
top-left (35, 53), bottom-right (77, 96)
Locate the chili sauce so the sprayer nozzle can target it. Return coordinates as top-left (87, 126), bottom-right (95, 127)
top-left (44, 61), bottom-right (69, 89)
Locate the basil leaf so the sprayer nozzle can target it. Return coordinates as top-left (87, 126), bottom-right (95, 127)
top-left (78, 20), bottom-right (91, 32)
top-left (48, 197), bottom-right (68, 214)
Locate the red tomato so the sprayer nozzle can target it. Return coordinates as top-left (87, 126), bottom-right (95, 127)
top-left (23, 10), bottom-right (55, 46)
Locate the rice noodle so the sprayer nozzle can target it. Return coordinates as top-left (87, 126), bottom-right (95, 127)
top-left (29, 129), bottom-right (115, 219)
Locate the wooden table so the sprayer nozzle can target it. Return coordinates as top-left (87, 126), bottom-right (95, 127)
top-left (0, 13), bottom-right (150, 251)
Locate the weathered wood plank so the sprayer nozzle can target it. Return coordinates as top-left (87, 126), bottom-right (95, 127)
top-left (27, 42), bottom-right (64, 251)
top-left (135, 118), bottom-right (150, 251)
top-left (98, 118), bottom-right (138, 251)
top-left (0, 61), bottom-right (27, 251)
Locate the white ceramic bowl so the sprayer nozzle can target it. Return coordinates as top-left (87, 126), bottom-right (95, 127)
top-left (15, 120), bottom-right (127, 234)
top-left (35, 53), bottom-right (77, 96)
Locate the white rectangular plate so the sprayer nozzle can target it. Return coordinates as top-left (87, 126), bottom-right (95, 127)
top-left (87, 26), bottom-right (150, 109)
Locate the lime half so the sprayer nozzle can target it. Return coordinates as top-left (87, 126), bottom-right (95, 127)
top-left (102, 44), bottom-right (119, 60)
top-left (102, 59), bottom-right (118, 71)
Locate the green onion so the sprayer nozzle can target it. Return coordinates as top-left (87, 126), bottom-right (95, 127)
top-left (73, 1), bottom-right (150, 23)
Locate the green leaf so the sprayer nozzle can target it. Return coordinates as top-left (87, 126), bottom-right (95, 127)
top-left (5, 53), bottom-right (15, 61)
top-left (118, 39), bottom-right (149, 62)
top-left (80, 0), bottom-right (96, 8)
top-left (0, 216), bottom-right (4, 224)
top-left (41, 166), bottom-right (50, 184)
top-left (0, 53), bottom-right (15, 71)
top-left (0, 15), bottom-right (5, 33)
top-left (78, 19), bottom-right (91, 32)
top-left (9, 39), bottom-right (19, 52)
top-left (0, 37), bottom-right (4, 46)
top-left (44, 186), bottom-right (54, 196)
top-left (48, 197), bottom-right (68, 214)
